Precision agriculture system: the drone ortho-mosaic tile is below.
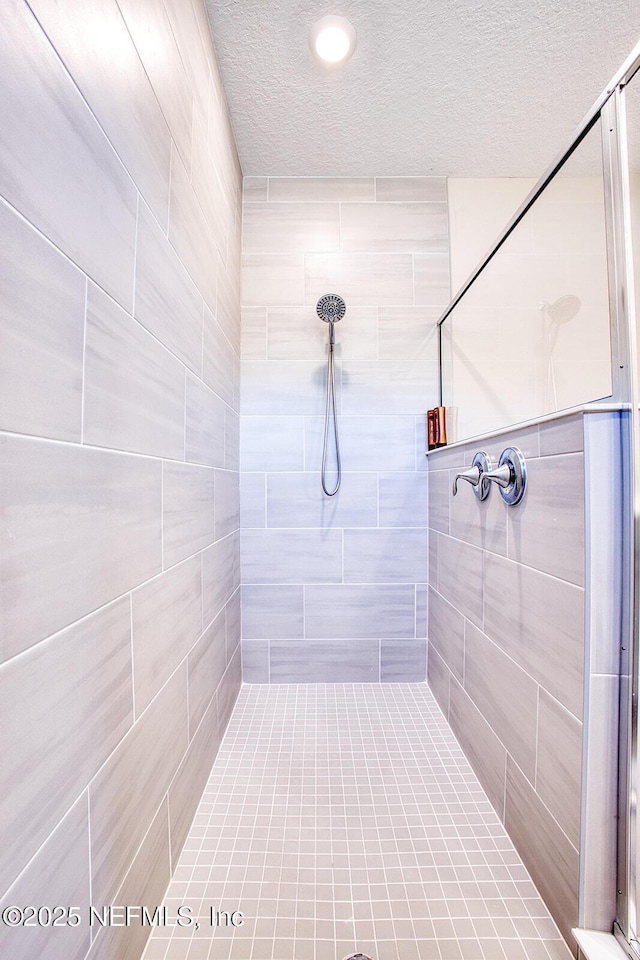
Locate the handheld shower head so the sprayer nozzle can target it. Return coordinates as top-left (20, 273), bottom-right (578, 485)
top-left (316, 294), bottom-right (346, 324)
top-left (538, 295), bottom-right (582, 324)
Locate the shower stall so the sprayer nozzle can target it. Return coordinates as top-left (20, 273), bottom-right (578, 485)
top-left (1, 1), bottom-right (640, 959)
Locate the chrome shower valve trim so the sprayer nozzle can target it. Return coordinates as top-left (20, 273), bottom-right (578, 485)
top-left (485, 446), bottom-right (527, 505)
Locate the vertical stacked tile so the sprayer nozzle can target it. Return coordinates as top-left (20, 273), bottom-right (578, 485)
top-left (426, 412), bottom-right (587, 949)
top-left (240, 176), bottom-right (449, 682)
top-left (0, 2), bottom-right (241, 958)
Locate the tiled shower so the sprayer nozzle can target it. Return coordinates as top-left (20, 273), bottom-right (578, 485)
top-left (0, 1), bottom-right (632, 960)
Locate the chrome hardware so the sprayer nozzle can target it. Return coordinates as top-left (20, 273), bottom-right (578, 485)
top-left (484, 446), bottom-right (527, 505)
top-left (452, 451), bottom-right (491, 500)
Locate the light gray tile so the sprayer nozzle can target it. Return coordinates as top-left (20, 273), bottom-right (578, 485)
top-left (203, 532), bottom-right (238, 625)
top-left (469, 424), bottom-right (542, 464)
top-left (188, 609), bottom-right (226, 738)
top-left (449, 465), bottom-right (508, 556)
top-left (505, 758), bottom-right (579, 946)
top-left (464, 622), bottom-right (538, 782)
top-left (507, 453), bottom-right (584, 586)
top-left (242, 253), bottom-right (305, 307)
top-left (242, 585), bottom-right (304, 639)
top-left (116, 0), bottom-right (192, 166)
top-left (484, 553), bottom-right (584, 718)
top-left (380, 640), bottom-right (426, 681)
top-left (203, 304), bottom-right (235, 407)
top-left (0, 2), bottom-right (137, 310)
top-left (241, 529), bottom-right (342, 584)
top-left (134, 200), bottom-right (203, 375)
top-left (268, 178), bottom-right (375, 202)
top-left (344, 529), bottom-right (427, 583)
top-left (87, 800), bottom-right (170, 960)
top-left (416, 583), bottom-right (428, 638)
top-left (340, 202), bottom-right (448, 254)
top-left (305, 585), bottom-right (416, 638)
top-left (378, 472), bottom-right (428, 527)
top-left (216, 259), bottom-right (241, 352)
top-left (162, 0), bottom-right (210, 123)
top-left (0, 201), bottom-right (84, 441)
top-left (190, 113), bottom-right (228, 264)
top-left (242, 640), bottom-right (270, 682)
top-left (185, 374), bottom-right (225, 467)
top-left (207, 73), bottom-right (241, 209)
top-left (162, 462), bottom-right (215, 567)
top-left (267, 306), bottom-right (377, 361)
top-left (233, 348), bottom-right (241, 413)
top-left (436, 534), bottom-right (484, 628)
top-left (0, 436), bottom-right (161, 661)
top-left (225, 587), bottom-right (241, 662)
top-left (89, 667), bottom-right (187, 905)
top-left (0, 598), bottom-right (132, 899)
top-left (241, 473), bottom-right (266, 527)
top-left (243, 202), bottom-right (340, 254)
top-left (242, 361), bottom-right (333, 416)
top-left (216, 646), bottom-right (242, 733)
top-left (305, 253), bottom-right (414, 306)
top-left (413, 254), bottom-right (451, 307)
top-left (241, 416), bottom-right (305, 471)
top-left (539, 414), bottom-right (583, 456)
top-left (416, 413), bottom-right (429, 471)
top-left (269, 639), bottom-right (379, 682)
top-left (427, 587), bottom-right (465, 683)
top-left (243, 177), bottom-right (268, 201)
top-left (267, 473), bottom-right (378, 528)
top-left (215, 469), bottom-right (239, 540)
top-left (375, 177), bottom-right (447, 202)
top-left (84, 284), bottom-right (185, 459)
top-left (132, 557), bottom-right (202, 716)
top-left (429, 530), bottom-right (438, 587)
top-left (0, 795), bottom-right (90, 960)
top-left (425, 443), bottom-right (471, 472)
top-left (304, 416), bottom-right (417, 472)
top-left (426, 646), bottom-right (450, 717)
top-left (225, 407), bottom-right (240, 471)
top-left (341, 360), bottom-right (437, 415)
top-left (168, 147), bottom-right (218, 309)
top-left (167, 697), bottom-right (220, 865)
top-left (378, 306), bottom-right (440, 360)
top-left (29, 0), bottom-right (171, 225)
top-left (449, 678), bottom-right (507, 820)
top-left (241, 307), bottom-right (267, 358)
top-left (536, 689), bottom-right (582, 849)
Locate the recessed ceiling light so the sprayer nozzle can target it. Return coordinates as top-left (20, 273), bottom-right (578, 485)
top-left (309, 16), bottom-right (357, 65)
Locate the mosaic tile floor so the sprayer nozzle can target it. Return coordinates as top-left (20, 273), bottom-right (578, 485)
top-left (143, 684), bottom-right (572, 960)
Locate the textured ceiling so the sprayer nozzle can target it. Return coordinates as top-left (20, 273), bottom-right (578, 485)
top-left (204, 0), bottom-right (640, 178)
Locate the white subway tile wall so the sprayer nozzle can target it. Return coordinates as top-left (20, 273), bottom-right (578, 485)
top-left (0, 3), bottom-right (241, 960)
top-left (241, 176), bottom-right (449, 682)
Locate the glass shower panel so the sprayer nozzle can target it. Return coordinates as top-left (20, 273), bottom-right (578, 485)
top-left (442, 117), bottom-right (612, 442)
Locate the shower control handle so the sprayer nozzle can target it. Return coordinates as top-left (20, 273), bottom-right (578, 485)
top-left (482, 464), bottom-right (512, 489)
top-left (452, 451), bottom-right (491, 500)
